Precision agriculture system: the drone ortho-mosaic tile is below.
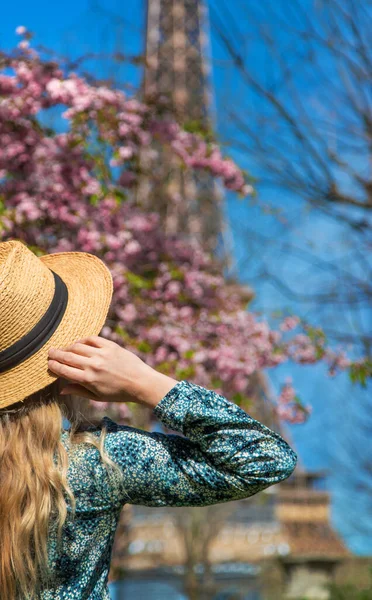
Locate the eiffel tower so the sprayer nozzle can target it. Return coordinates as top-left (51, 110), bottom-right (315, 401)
top-left (136, 0), bottom-right (235, 272)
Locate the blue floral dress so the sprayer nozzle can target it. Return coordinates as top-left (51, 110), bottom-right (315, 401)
top-left (41, 379), bottom-right (297, 599)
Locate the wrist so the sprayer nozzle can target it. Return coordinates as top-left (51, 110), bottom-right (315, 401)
top-left (136, 369), bottom-right (179, 409)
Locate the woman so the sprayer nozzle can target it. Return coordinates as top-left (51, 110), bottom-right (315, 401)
top-left (0, 239), bottom-right (297, 600)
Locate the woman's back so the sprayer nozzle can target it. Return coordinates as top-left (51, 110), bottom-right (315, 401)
top-left (44, 422), bottom-right (121, 600)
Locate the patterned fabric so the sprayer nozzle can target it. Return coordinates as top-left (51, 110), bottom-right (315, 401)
top-left (41, 379), bottom-right (297, 599)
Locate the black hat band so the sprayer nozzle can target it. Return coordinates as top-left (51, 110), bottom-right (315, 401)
top-left (0, 270), bottom-right (68, 374)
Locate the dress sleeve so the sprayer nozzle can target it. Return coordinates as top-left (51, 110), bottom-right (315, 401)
top-left (102, 379), bottom-right (298, 508)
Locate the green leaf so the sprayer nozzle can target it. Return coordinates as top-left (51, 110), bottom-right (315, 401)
top-left (26, 244), bottom-right (44, 257)
top-left (175, 365), bottom-right (196, 379)
top-left (315, 346), bottom-right (326, 360)
top-left (232, 392), bottom-right (245, 404)
top-left (126, 271), bottom-right (153, 290)
top-left (169, 267), bottom-right (184, 281)
top-left (89, 194), bottom-right (100, 207)
top-left (182, 120), bottom-right (215, 141)
top-left (232, 394), bottom-right (253, 411)
top-left (137, 340), bottom-right (152, 353)
top-left (114, 325), bottom-right (130, 340)
top-left (141, 268), bottom-right (158, 280)
top-left (178, 292), bottom-right (189, 303)
top-left (157, 361), bottom-right (172, 375)
top-left (348, 359), bottom-right (372, 388)
top-left (305, 325), bottom-right (326, 343)
top-left (272, 346), bottom-right (283, 354)
top-left (293, 395), bottom-right (307, 412)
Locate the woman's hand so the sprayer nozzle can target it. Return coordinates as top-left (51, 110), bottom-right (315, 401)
top-left (47, 335), bottom-right (163, 405)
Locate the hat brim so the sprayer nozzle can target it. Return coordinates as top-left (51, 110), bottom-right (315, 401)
top-left (0, 251), bottom-right (113, 407)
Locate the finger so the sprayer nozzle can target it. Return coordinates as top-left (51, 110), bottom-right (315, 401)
top-left (48, 359), bottom-right (89, 384)
top-left (77, 335), bottom-right (108, 348)
top-left (48, 348), bottom-right (91, 369)
top-left (62, 342), bottom-right (99, 357)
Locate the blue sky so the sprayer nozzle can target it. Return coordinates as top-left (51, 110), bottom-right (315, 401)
top-left (1, 0), bottom-right (371, 555)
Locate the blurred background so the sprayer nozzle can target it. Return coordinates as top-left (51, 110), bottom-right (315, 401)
top-left (1, 1), bottom-right (371, 598)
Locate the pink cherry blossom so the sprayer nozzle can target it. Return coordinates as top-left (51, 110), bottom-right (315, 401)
top-left (280, 316), bottom-right (300, 331)
top-left (0, 31), bottom-right (366, 427)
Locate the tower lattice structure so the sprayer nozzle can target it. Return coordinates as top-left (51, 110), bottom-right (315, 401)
top-left (137, 0), bottom-right (232, 269)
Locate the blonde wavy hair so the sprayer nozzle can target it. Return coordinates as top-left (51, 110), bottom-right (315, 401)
top-left (0, 378), bottom-right (125, 599)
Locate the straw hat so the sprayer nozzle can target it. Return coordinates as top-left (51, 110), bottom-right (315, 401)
top-left (0, 239), bottom-right (113, 409)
